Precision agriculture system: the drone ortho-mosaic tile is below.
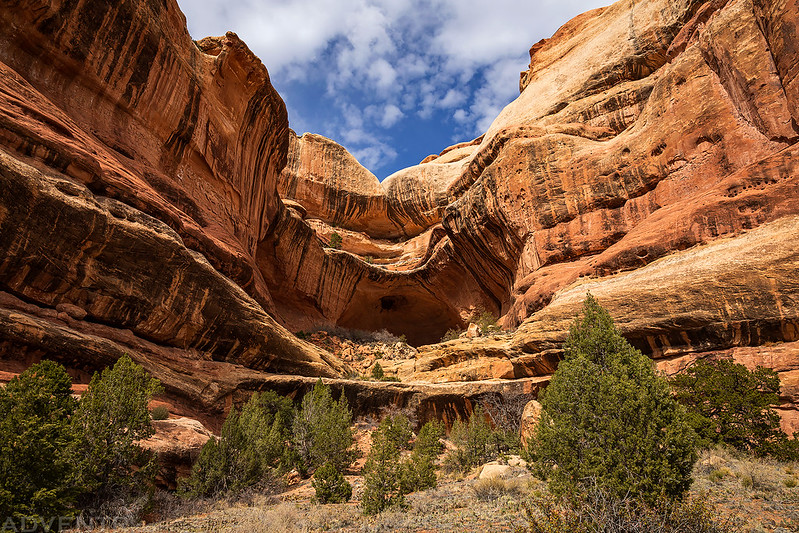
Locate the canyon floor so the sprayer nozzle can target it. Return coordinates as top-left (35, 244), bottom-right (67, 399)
top-left (107, 448), bottom-right (799, 533)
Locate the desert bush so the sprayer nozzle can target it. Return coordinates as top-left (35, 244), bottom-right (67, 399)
top-left (292, 379), bottom-right (356, 473)
top-left (0, 360), bottom-right (78, 524)
top-left (328, 232), bottom-right (342, 249)
top-left (181, 390), bottom-right (293, 497)
top-left (481, 392), bottom-right (531, 436)
top-left (362, 417), bottom-right (406, 515)
top-left (399, 420), bottom-right (444, 493)
top-left (445, 405), bottom-right (515, 473)
top-left (228, 502), bottom-right (302, 533)
top-left (69, 354), bottom-right (163, 513)
top-left (312, 461), bottom-right (352, 503)
top-left (370, 328), bottom-right (406, 345)
top-left (671, 358), bottom-right (798, 459)
top-left (709, 468), bottom-right (731, 483)
top-left (522, 487), bottom-right (738, 533)
top-left (150, 405), bottom-right (169, 421)
top-left (471, 477), bottom-right (522, 501)
top-left (473, 309), bottom-right (501, 335)
top-left (440, 328), bottom-right (461, 342)
top-left (371, 362), bottom-right (385, 380)
top-left (737, 459), bottom-right (779, 493)
top-left (528, 294), bottom-right (697, 504)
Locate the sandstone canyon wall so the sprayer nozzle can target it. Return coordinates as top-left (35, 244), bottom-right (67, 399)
top-left (0, 0), bottom-right (798, 430)
top-left (0, 0), bottom-right (347, 420)
top-left (275, 0), bottom-right (799, 347)
top-left (274, 0), bottom-right (799, 426)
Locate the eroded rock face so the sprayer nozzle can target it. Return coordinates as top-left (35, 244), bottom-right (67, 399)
top-left (0, 0), bottom-right (344, 380)
top-left (270, 0), bottom-right (799, 353)
top-left (1, 0), bottom-right (799, 430)
top-left (143, 418), bottom-right (214, 489)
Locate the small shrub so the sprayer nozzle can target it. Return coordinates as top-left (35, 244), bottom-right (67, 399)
top-left (292, 379), bottom-right (356, 473)
top-left (364, 256), bottom-right (374, 264)
top-left (473, 309), bottom-right (501, 335)
top-left (522, 488), bottom-right (738, 533)
top-left (371, 362), bottom-right (385, 380)
top-left (784, 477), bottom-right (798, 488)
top-left (229, 502), bottom-right (301, 533)
top-left (312, 461), bottom-right (352, 503)
top-left (471, 477), bottom-right (521, 501)
top-left (328, 232), bottom-right (342, 249)
top-left (481, 391), bottom-right (530, 450)
top-left (440, 328), bottom-right (461, 342)
top-left (151, 405), bottom-right (169, 421)
top-left (371, 329), bottom-right (405, 345)
top-left (737, 460), bottom-right (778, 492)
top-left (709, 467), bottom-right (731, 483)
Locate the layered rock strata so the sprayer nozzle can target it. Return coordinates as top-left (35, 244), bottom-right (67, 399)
top-left (274, 0), bottom-right (799, 349)
top-left (0, 0), bottom-right (344, 381)
top-left (1, 0), bottom-right (798, 431)
top-left (274, 0), bottom-right (799, 424)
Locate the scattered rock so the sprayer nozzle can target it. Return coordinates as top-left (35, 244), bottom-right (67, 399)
top-left (520, 400), bottom-right (543, 447)
top-left (479, 463), bottom-right (511, 479)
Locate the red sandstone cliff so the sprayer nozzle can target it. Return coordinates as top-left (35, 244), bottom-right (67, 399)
top-left (273, 0), bottom-right (799, 425)
top-left (0, 0), bottom-right (346, 420)
top-left (275, 0), bottom-right (798, 343)
top-left (0, 0), bottom-right (798, 429)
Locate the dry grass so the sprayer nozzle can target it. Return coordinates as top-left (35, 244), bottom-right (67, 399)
top-left (111, 448), bottom-right (799, 533)
top-left (471, 476), bottom-right (525, 501)
top-left (691, 446), bottom-right (799, 532)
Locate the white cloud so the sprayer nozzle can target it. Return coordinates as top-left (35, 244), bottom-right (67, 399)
top-left (368, 58), bottom-right (398, 90)
top-left (439, 89), bottom-right (467, 109)
top-left (351, 143), bottom-right (398, 171)
top-left (177, 0), bottom-right (610, 174)
top-left (380, 104), bottom-right (403, 127)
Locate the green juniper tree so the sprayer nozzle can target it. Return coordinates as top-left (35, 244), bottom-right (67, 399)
top-left (361, 416), bottom-right (407, 514)
top-left (529, 294), bottom-right (697, 504)
top-left (0, 360), bottom-right (78, 525)
top-left (292, 379), bottom-right (356, 473)
top-left (181, 390), bottom-right (294, 497)
top-left (671, 358), bottom-right (797, 458)
top-left (69, 354), bottom-right (163, 512)
top-left (312, 461), bottom-right (352, 503)
top-left (399, 420), bottom-right (444, 494)
top-left (444, 405), bottom-right (513, 473)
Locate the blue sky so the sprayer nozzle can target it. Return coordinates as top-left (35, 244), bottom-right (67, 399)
top-left (177, 0), bottom-right (610, 179)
